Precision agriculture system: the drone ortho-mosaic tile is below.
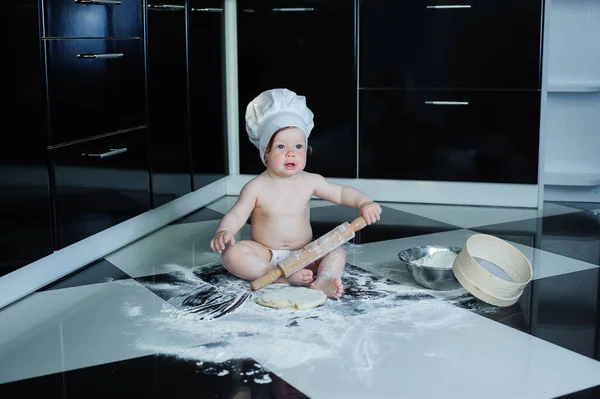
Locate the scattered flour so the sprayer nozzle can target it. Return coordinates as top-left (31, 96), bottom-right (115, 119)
top-left (254, 374), bottom-right (272, 384)
top-left (413, 251), bottom-right (457, 268)
top-left (120, 264), bottom-right (479, 383)
top-left (217, 370), bottom-right (229, 376)
top-left (123, 302), bottom-right (143, 317)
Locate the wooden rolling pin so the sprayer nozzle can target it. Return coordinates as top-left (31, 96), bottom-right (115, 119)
top-left (250, 216), bottom-right (368, 291)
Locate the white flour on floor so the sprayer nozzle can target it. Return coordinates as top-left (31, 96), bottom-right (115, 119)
top-left (120, 262), bottom-right (479, 382)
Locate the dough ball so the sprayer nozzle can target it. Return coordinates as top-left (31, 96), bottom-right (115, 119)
top-left (256, 287), bottom-right (327, 310)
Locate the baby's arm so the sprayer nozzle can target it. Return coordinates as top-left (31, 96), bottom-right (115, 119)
top-left (311, 174), bottom-right (382, 224)
top-left (210, 181), bottom-right (258, 252)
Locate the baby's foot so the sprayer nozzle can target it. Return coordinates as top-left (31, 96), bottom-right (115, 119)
top-left (311, 277), bottom-right (344, 300)
top-left (284, 269), bottom-right (314, 286)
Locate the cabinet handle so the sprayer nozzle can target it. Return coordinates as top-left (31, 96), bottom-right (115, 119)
top-left (77, 53), bottom-right (124, 59)
top-left (74, 0), bottom-right (121, 5)
top-left (82, 148), bottom-right (128, 158)
top-left (424, 101), bottom-right (469, 105)
top-left (272, 7), bottom-right (315, 12)
top-left (148, 4), bottom-right (184, 11)
top-left (426, 5), bottom-right (471, 9)
top-left (192, 7), bottom-right (223, 12)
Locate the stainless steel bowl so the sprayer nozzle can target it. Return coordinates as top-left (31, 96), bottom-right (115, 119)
top-left (398, 245), bottom-right (463, 291)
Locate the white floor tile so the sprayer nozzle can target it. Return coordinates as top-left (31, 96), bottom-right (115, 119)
top-left (382, 202), bottom-right (581, 228)
top-left (0, 280), bottom-right (168, 384)
top-left (345, 229), bottom-right (600, 287)
top-left (207, 195), bottom-right (334, 213)
top-left (105, 220), bottom-right (251, 278)
top-left (206, 196), bottom-right (239, 215)
top-left (269, 302), bottom-right (600, 399)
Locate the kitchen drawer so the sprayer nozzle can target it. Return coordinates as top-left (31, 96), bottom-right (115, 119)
top-left (44, 0), bottom-right (143, 38)
top-left (237, 0), bottom-right (356, 177)
top-left (358, 89), bottom-right (540, 184)
top-left (50, 129), bottom-right (150, 249)
top-left (46, 38), bottom-right (146, 145)
top-left (359, 0), bottom-right (543, 90)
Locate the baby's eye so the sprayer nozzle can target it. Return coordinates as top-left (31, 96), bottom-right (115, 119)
top-left (276, 144), bottom-right (285, 149)
top-left (296, 144), bottom-right (304, 149)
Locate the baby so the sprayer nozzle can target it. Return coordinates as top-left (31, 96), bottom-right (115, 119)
top-left (210, 89), bottom-right (382, 299)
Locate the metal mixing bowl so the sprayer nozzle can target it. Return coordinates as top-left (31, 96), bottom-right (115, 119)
top-left (398, 245), bottom-right (463, 290)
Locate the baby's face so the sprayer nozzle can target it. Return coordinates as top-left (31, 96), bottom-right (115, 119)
top-left (264, 127), bottom-right (307, 177)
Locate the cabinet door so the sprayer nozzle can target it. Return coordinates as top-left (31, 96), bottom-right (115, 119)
top-left (359, 0), bottom-right (542, 90)
top-left (44, 0), bottom-right (143, 38)
top-left (237, 0), bottom-right (356, 177)
top-left (147, 1), bottom-right (192, 207)
top-left (1, 0), bottom-right (54, 278)
top-left (189, 0), bottom-right (228, 189)
top-left (46, 39), bottom-right (146, 145)
top-left (359, 89), bottom-right (540, 184)
top-left (50, 129), bottom-right (150, 249)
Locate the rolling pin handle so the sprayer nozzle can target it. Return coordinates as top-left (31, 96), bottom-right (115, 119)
top-left (350, 216), bottom-right (368, 232)
top-left (250, 268), bottom-right (283, 291)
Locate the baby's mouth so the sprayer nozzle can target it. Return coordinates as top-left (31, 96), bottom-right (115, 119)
top-left (284, 162), bottom-right (296, 169)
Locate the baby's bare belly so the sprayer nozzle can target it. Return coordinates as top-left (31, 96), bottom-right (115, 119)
top-left (251, 216), bottom-right (313, 250)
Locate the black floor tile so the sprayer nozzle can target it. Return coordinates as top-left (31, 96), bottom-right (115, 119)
top-left (40, 259), bottom-right (131, 292)
top-left (0, 373), bottom-right (64, 398)
top-left (528, 268), bottom-right (600, 361)
top-left (473, 211), bottom-right (600, 266)
top-left (550, 201), bottom-right (600, 211)
top-left (173, 207), bottom-right (226, 224)
top-left (0, 355), bottom-right (308, 399)
top-left (309, 204), bottom-right (460, 244)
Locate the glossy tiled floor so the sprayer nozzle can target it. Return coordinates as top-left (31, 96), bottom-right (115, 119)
top-left (0, 197), bottom-right (599, 398)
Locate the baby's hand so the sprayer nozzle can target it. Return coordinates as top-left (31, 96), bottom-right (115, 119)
top-left (210, 229), bottom-right (235, 253)
top-left (360, 201), bottom-right (382, 225)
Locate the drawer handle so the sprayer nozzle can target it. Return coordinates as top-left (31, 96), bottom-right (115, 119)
top-left (272, 7), bottom-right (315, 12)
top-left (426, 5), bottom-right (471, 9)
top-left (425, 101), bottom-right (469, 106)
top-left (192, 7), bottom-right (223, 12)
top-left (148, 4), bottom-right (184, 11)
top-left (74, 0), bottom-right (121, 5)
top-left (82, 148), bottom-right (128, 158)
top-left (77, 53), bottom-right (124, 59)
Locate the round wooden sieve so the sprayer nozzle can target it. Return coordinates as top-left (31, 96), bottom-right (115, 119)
top-left (452, 234), bottom-right (533, 307)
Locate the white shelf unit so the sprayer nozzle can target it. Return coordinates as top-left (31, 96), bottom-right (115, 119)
top-left (547, 82), bottom-right (600, 93)
top-left (542, 0), bottom-right (600, 198)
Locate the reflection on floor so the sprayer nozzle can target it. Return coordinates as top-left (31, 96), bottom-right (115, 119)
top-left (0, 197), bottom-right (599, 398)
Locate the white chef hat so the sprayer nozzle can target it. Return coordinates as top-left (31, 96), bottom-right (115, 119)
top-left (245, 88), bottom-right (314, 165)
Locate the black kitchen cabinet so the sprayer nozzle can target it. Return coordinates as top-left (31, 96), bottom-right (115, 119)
top-left (43, 0), bottom-right (143, 38)
top-left (1, 0), bottom-right (54, 278)
top-left (46, 38), bottom-right (146, 145)
top-left (359, 0), bottom-right (543, 90)
top-left (359, 89), bottom-right (540, 184)
top-left (237, 0), bottom-right (356, 177)
top-left (189, 0), bottom-right (228, 189)
top-left (147, 1), bottom-right (192, 207)
top-left (50, 129), bottom-right (150, 249)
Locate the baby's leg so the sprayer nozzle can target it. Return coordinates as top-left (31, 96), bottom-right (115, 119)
top-left (311, 246), bottom-right (346, 299)
top-left (221, 241), bottom-right (313, 286)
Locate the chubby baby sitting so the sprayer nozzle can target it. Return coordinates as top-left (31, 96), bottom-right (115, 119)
top-left (210, 88), bottom-right (382, 299)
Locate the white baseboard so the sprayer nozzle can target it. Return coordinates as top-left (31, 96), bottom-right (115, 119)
top-left (226, 174), bottom-right (539, 208)
top-left (0, 177), bottom-right (227, 311)
top-left (544, 185), bottom-right (600, 202)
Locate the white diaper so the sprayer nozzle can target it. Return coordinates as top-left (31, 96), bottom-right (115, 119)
top-left (269, 248), bottom-right (293, 265)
